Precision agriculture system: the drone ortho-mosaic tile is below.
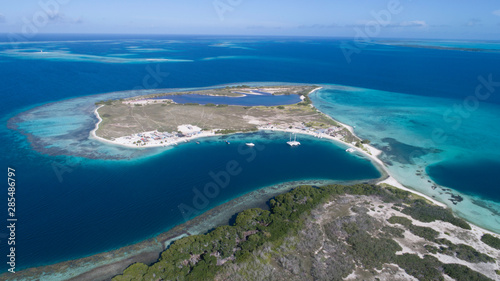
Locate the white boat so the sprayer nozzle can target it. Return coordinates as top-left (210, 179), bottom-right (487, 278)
top-left (346, 148), bottom-right (355, 153)
top-left (245, 143), bottom-right (255, 147)
top-left (287, 133), bottom-right (301, 146)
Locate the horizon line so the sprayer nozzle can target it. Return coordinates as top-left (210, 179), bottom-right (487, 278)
top-left (1, 32), bottom-right (499, 43)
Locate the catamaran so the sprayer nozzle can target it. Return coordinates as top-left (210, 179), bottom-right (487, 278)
top-left (287, 133), bottom-right (300, 146)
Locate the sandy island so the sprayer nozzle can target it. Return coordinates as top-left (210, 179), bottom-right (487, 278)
top-left (90, 86), bottom-right (444, 208)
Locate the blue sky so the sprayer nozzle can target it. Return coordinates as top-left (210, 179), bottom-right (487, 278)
top-left (0, 0), bottom-right (499, 39)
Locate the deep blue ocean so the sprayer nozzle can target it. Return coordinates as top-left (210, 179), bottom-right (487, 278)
top-left (1, 34), bottom-right (500, 272)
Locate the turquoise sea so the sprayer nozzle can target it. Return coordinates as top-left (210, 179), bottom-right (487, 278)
top-left (1, 34), bottom-right (500, 273)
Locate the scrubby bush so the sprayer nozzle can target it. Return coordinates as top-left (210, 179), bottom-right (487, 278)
top-left (435, 238), bottom-right (495, 263)
top-left (112, 183), bottom-right (482, 281)
top-left (387, 216), bottom-right (412, 227)
top-left (395, 254), bottom-right (444, 281)
top-left (347, 231), bottom-right (401, 269)
top-left (481, 234), bottom-right (500, 250)
top-left (402, 199), bottom-right (471, 229)
top-left (443, 263), bottom-right (493, 281)
top-left (409, 225), bottom-right (439, 241)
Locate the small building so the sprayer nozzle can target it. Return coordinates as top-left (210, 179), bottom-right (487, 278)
top-left (178, 124), bottom-right (202, 135)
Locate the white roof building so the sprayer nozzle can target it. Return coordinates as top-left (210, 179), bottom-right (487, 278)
top-left (177, 124), bottom-right (202, 134)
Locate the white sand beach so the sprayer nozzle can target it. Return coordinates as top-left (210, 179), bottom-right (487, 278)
top-left (89, 88), bottom-right (449, 209)
top-left (90, 85), bottom-right (500, 237)
top-left (90, 106), bottom-right (219, 148)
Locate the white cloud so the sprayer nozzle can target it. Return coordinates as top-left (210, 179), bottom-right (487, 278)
top-left (300, 20), bottom-right (427, 29)
top-left (493, 10), bottom-right (500, 16)
top-left (466, 18), bottom-right (481, 27)
top-left (297, 23), bottom-right (340, 29)
top-left (399, 20), bottom-right (427, 27)
top-left (0, 13), bottom-right (6, 24)
top-left (46, 13), bottom-right (84, 24)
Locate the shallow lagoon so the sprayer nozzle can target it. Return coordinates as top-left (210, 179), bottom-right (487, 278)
top-left (157, 91), bottom-right (302, 106)
top-left (312, 86), bottom-right (500, 232)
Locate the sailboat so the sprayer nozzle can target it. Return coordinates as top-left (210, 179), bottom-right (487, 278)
top-left (287, 133), bottom-right (300, 146)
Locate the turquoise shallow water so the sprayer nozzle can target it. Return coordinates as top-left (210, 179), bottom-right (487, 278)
top-left (312, 86), bottom-right (500, 231)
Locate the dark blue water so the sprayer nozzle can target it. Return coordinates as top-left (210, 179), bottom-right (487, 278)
top-left (1, 34), bottom-right (500, 271)
top-left (427, 159), bottom-right (500, 202)
top-left (161, 92), bottom-right (301, 106)
top-left (4, 133), bottom-right (380, 270)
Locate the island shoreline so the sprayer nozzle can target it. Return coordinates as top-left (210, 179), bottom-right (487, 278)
top-left (6, 179), bottom-right (376, 281)
top-left (91, 86), bottom-right (444, 208)
top-left (9, 85), bottom-right (500, 280)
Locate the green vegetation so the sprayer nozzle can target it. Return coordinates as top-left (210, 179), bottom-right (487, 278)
top-left (215, 128), bottom-right (258, 135)
top-left (410, 225), bottom-right (440, 241)
top-left (394, 253), bottom-right (494, 281)
top-left (114, 263), bottom-right (148, 281)
top-left (346, 230), bottom-right (402, 269)
top-left (297, 94), bottom-right (312, 105)
top-left (481, 233), bottom-right (500, 249)
top-left (443, 264), bottom-right (493, 281)
top-left (381, 226), bottom-right (405, 238)
top-left (215, 129), bottom-right (239, 134)
top-left (402, 199), bottom-right (471, 229)
top-left (95, 99), bottom-right (115, 106)
top-left (424, 244), bottom-right (439, 254)
top-left (395, 254), bottom-right (444, 281)
top-left (435, 238), bottom-right (495, 263)
top-left (339, 128), bottom-right (359, 143)
top-left (113, 183), bottom-right (495, 281)
top-left (389, 215), bottom-right (493, 264)
top-left (387, 215), bottom-right (439, 240)
top-left (387, 216), bottom-right (412, 227)
top-left (113, 184), bottom-right (389, 280)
